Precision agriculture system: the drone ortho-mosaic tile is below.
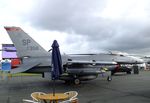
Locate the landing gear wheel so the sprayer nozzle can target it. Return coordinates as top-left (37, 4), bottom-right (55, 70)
top-left (107, 76), bottom-right (112, 81)
top-left (74, 79), bottom-right (80, 85)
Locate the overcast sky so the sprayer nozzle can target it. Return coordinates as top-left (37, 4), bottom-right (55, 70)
top-left (1, 0), bottom-right (150, 59)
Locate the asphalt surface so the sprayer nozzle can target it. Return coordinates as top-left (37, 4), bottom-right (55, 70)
top-left (0, 70), bottom-right (150, 103)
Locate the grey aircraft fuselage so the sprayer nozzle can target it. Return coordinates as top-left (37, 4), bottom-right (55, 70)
top-left (24, 53), bottom-right (143, 73)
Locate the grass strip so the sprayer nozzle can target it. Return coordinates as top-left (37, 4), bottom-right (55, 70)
top-left (0, 71), bottom-right (41, 77)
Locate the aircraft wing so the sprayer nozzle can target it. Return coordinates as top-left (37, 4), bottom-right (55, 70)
top-left (11, 61), bottom-right (41, 74)
top-left (67, 60), bottom-right (117, 65)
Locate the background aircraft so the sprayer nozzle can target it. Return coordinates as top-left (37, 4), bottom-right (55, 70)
top-left (4, 27), bottom-right (142, 84)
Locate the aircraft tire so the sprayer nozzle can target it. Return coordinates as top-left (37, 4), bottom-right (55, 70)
top-left (107, 76), bottom-right (112, 82)
top-left (74, 79), bottom-right (80, 85)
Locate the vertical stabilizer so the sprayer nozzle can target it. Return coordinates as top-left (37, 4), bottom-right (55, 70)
top-left (4, 26), bottom-right (49, 57)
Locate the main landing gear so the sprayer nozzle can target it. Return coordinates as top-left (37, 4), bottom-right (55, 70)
top-left (74, 78), bottom-right (80, 85)
top-left (64, 78), bottom-right (81, 85)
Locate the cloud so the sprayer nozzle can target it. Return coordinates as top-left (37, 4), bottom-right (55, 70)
top-left (23, 0), bottom-right (150, 54)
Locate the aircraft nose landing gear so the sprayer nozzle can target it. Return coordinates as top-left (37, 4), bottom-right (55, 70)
top-left (107, 76), bottom-right (112, 81)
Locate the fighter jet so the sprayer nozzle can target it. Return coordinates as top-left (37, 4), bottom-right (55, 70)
top-left (4, 27), bottom-right (142, 84)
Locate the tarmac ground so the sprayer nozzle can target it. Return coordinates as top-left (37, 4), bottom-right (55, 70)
top-left (0, 70), bottom-right (150, 103)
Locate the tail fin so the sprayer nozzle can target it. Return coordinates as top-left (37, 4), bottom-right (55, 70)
top-left (4, 26), bottom-right (49, 58)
